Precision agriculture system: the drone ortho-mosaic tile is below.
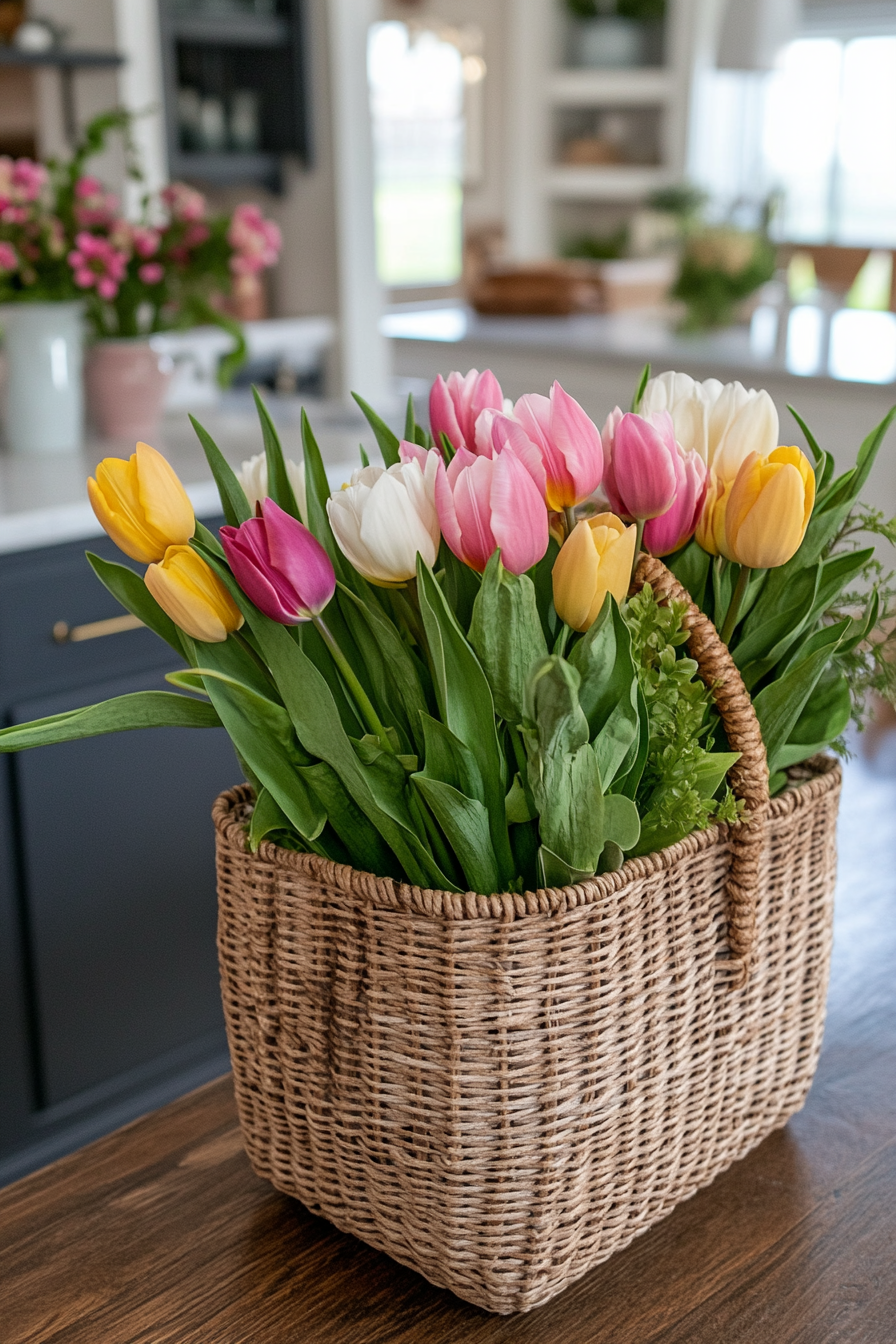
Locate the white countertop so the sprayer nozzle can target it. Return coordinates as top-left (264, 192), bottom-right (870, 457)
top-left (0, 393), bottom-right (381, 556)
top-left (383, 300), bottom-right (896, 388)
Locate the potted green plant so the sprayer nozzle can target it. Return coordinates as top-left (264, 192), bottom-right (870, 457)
top-left (564, 0), bottom-right (666, 69)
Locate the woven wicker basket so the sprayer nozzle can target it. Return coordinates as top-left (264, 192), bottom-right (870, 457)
top-left (213, 559), bottom-right (841, 1314)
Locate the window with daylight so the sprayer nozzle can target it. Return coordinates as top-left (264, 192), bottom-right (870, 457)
top-left (693, 34), bottom-right (896, 247)
top-left (367, 22), bottom-right (465, 288)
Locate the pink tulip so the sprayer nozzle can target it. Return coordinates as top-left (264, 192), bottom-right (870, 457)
top-left (513, 382), bottom-right (603, 511)
top-left (220, 498), bottom-right (335, 624)
top-left (471, 411), bottom-right (547, 494)
top-left (429, 368), bottom-right (504, 453)
top-left (434, 445), bottom-right (549, 575)
top-left (602, 410), bottom-right (680, 522)
top-left (643, 447), bottom-right (707, 556)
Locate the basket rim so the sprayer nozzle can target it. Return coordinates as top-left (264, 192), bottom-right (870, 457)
top-left (212, 755), bottom-right (841, 923)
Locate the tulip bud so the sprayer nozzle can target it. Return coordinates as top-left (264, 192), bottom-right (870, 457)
top-left (87, 441), bottom-right (195, 564)
top-left (552, 513), bottom-right (637, 632)
top-left (237, 451), bottom-right (307, 521)
top-left (723, 445), bottom-right (816, 569)
top-left (513, 382), bottom-right (603, 511)
top-left (643, 446), bottom-right (707, 557)
top-left (220, 498), bottom-right (335, 624)
top-left (327, 454), bottom-right (440, 585)
top-left (429, 368), bottom-right (505, 453)
top-left (435, 443), bottom-right (548, 575)
top-left (603, 411), bottom-right (679, 521)
top-left (144, 545), bottom-right (243, 643)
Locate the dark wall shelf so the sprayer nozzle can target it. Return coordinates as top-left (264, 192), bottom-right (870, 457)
top-left (0, 49), bottom-right (124, 69)
top-left (158, 0), bottom-right (311, 194)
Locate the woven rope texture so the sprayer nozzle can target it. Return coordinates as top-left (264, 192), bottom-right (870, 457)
top-left (214, 751), bottom-right (839, 1313)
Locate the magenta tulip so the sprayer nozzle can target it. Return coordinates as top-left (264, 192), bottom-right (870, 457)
top-left (603, 410), bottom-right (679, 522)
top-left (513, 382), bottom-right (603, 511)
top-left (429, 368), bottom-right (505, 453)
top-left (434, 444), bottom-right (549, 575)
top-left (643, 447), bottom-right (707, 556)
top-left (220, 497), bottom-right (335, 624)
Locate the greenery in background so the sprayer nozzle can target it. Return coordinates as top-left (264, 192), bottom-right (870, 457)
top-left (565, 0), bottom-right (666, 21)
top-left (671, 228), bottom-right (776, 331)
top-left (646, 183), bottom-right (707, 224)
top-left (561, 227), bottom-right (628, 261)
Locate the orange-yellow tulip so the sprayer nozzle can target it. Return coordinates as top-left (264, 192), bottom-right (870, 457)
top-left (695, 470), bottom-right (733, 557)
top-left (145, 545), bottom-right (243, 643)
top-left (724, 445), bottom-right (815, 569)
top-left (552, 512), bottom-right (637, 632)
top-left (88, 441), bottom-right (195, 563)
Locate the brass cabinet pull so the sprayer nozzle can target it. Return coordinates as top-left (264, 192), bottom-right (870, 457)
top-left (52, 613), bottom-right (144, 644)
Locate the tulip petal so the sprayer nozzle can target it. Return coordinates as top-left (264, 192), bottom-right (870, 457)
top-left (429, 374), bottom-right (465, 452)
top-left (552, 520), bottom-right (600, 631)
top-left (730, 463), bottom-right (808, 569)
top-left (547, 381), bottom-right (603, 504)
top-left (489, 448), bottom-right (549, 574)
top-left (145, 545), bottom-right (242, 643)
top-left (488, 412), bottom-right (548, 495)
top-left (453, 457), bottom-right (497, 571)
top-left (261, 498), bottom-right (335, 614)
top-left (134, 442), bottom-right (196, 546)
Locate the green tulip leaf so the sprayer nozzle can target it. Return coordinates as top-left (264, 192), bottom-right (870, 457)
top-left (0, 691), bottom-right (222, 752)
top-left (734, 562), bottom-right (820, 685)
top-left (569, 596), bottom-right (640, 787)
top-left (667, 538), bottom-right (711, 612)
top-left (468, 552), bottom-right (548, 727)
top-left (337, 582), bottom-right (430, 755)
top-left (537, 844), bottom-right (595, 889)
top-left (753, 635), bottom-right (845, 776)
top-left (416, 555), bottom-right (515, 887)
top-left (505, 772), bottom-right (538, 825)
top-left (411, 775), bottom-right (501, 895)
top-left (189, 415), bottom-right (251, 526)
top-left (352, 391), bottom-right (401, 468)
top-left (86, 552), bottom-right (188, 661)
top-left (601, 791), bottom-right (641, 851)
top-left (252, 386), bottom-right (302, 521)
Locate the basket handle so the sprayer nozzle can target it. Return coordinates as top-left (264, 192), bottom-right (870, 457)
top-left (632, 555), bottom-right (769, 987)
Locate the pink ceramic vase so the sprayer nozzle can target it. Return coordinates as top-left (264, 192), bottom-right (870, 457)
top-left (85, 340), bottom-right (174, 441)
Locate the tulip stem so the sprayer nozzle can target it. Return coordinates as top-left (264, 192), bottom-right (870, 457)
top-left (630, 518), bottom-right (646, 588)
top-left (313, 615), bottom-right (393, 750)
top-left (563, 505), bottom-right (578, 539)
top-left (720, 565), bottom-right (751, 645)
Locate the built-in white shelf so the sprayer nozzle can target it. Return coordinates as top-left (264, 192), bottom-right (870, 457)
top-left (547, 68), bottom-right (674, 108)
top-left (545, 165), bottom-right (672, 201)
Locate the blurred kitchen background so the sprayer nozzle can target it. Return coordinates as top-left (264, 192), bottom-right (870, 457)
top-left (2, 0), bottom-right (896, 1186)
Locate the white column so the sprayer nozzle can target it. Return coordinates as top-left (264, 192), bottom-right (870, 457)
top-left (504, 0), bottom-right (552, 261)
top-left (327, 0), bottom-right (392, 405)
top-left (113, 0), bottom-right (169, 212)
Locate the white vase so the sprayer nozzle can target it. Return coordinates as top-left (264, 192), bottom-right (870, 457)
top-left (567, 18), bottom-right (645, 69)
top-left (0, 301), bottom-right (84, 454)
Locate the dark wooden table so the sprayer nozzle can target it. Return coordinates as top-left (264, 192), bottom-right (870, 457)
top-left (2, 754), bottom-right (895, 1344)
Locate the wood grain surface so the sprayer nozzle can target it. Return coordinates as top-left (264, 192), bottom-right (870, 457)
top-left (2, 754), bottom-right (895, 1344)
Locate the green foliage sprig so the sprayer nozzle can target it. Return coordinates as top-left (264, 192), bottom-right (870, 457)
top-left (624, 586), bottom-right (741, 855)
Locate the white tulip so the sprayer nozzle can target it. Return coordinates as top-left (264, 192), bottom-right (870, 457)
top-left (326, 456), bottom-right (441, 585)
top-left (641, 371), bottom-right (778, 478)
top-left (237, 452), bottom-right (307, 521)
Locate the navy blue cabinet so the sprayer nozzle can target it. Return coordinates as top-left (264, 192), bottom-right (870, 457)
top-left (0, 522), bottom-right (239, 1185)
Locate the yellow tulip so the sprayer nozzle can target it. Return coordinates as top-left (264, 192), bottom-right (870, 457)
top-left (695, 470), bottom-right (732, 557)
top-left (552, 512), bottom-right (637, 632)
top-left (87, 441), bottom-right (195, 563)
top-left (724, 445), bottom-right (815, 569)
top-left (145, 545), bottom-right (244, 643)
